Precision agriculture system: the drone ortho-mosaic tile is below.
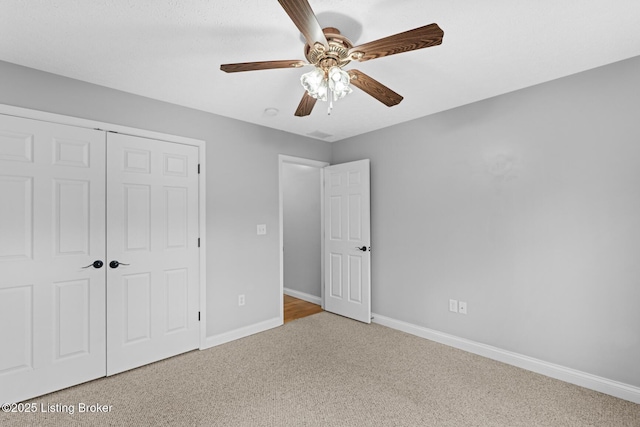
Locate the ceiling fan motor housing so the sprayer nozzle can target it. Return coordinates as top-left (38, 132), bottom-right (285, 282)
top-left (304, 27), bottom-right (353, 70)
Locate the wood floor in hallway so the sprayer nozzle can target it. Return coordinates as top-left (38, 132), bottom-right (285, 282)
top-left (284, 294), bottom-right (323, 323)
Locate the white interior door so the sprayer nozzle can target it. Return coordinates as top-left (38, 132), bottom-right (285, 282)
top-left (0, 115), bottom-right (106, 403)
top-left (106, 133), bottom-right (200, 376)
top-left (324, 159), bottom-right (371, 323)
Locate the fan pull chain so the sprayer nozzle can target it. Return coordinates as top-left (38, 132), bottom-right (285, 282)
top-left (328, 86), bottom-right (334, 115)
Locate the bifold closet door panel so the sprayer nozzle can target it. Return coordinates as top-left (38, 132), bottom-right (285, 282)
top-left (0, 114), bottom-right (106, 404)
top-left (106, 133), bottom-right (200, 376)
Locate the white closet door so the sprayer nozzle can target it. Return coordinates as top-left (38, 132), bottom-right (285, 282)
top-left (0, 115), bottom-right (106, 404)
top-left (106, 133), bottom-right (200, 376)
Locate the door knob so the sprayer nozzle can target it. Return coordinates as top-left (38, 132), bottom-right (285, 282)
top-left (109, 260), bottom-right (130, 269)
top-left (356, 246), bottom-right (367, 252)
top-left (82, 260), bottom-right (104, 269)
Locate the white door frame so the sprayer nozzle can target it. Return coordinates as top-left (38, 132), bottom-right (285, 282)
top-left (278, 155), bottom-right (329, 323)
top-left (0, 103), bottom-right (208, 349)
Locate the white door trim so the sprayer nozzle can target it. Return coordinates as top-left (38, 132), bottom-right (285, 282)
top-left (0, 103), bottom-right (208, 350)
top-left (278, 155), bottom-right (329, 323)
top-left (0, 104), bottom-right (200, 146)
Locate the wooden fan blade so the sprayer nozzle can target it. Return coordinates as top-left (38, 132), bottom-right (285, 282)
top-left (349, 23), bottom-right (443, 62)
top-left (220, 60), bottom-right (306, 73)
top-left (348, 69), bottom-right (403, 107)
top-left (278, 0), bottom-right (328, 48)
top-left (295, 92), bottom-right (317, 116)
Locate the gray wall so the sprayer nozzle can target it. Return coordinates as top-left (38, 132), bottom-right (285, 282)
top-left (332, 55), bottom-right (640, 387)
top-left (282, 163), bottom-right (322, 297)
top-left (3, 55), bottom-right (639, 388)
top-left (0, 60), bottom-right (332, 337)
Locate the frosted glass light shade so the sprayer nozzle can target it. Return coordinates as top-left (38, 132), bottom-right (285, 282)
top-left (328, 66), bottom-right (352, 100)
top-left (300, 68), bottom-right (328, 101)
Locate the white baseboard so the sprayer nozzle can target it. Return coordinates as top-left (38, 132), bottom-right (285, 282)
top-left (372, 313), bottom-right (640, 404)
top-left (283, 288), bottom-right (322, 305)
top-left (202, 317), bottom-right (282, 349)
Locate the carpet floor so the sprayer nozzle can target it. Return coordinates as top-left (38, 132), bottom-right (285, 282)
top-left (2, 312), bottom-right (638, 426)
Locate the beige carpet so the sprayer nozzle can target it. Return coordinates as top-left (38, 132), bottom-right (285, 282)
top-left (2, 312), bottom-right (638, 426)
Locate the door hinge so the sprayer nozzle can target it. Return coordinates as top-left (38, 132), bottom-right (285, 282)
top-left (198, 311), bottom-right (201, 321)
top-left (198, 238), bottom-right (200, 247)
top-left (198, 164), bottom-right (200, 174)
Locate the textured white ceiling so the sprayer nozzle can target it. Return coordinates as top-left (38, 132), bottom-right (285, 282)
top-left (1, 1), bottom-right (640, 142)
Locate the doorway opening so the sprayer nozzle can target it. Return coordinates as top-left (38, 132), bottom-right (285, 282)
top-left (279, 155), bottom-right (372, 324)
top-left (278, 155), bottom-right (329, 323)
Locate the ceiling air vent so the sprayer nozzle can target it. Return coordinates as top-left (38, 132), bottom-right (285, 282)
top-left (307, 130), bottom-right (333, 139)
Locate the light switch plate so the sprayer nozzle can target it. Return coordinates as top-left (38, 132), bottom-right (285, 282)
top-left (257, 224), bottom-right (266, 235)
top-left (449, 299), bottom-right (458, 313)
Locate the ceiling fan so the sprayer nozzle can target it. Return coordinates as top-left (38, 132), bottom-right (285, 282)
top-left (220, 0), bottom-right (444, 116)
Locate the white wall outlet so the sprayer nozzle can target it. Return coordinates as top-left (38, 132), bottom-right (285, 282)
top-left (449, 299), bottom-right (458, 313)
top-left (458, 301), bottom-right (467, 315)
top-left (257, 224), bottom-right (267, 235)
top-left (238, 294), bottom-right (245, 306)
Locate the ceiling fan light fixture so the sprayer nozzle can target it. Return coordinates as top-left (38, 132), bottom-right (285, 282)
top-left (301, 65), bottom-right (352, 105)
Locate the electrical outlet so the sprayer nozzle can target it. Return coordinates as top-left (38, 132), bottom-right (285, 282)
top-left (257, 224), bottom-right (267, 235)
top-left (238, 294), bottom-right (245, 306)
top-left (449, 299), bottom-right (458, 313)
top-left (458, 301), bottom-right (467, 315)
